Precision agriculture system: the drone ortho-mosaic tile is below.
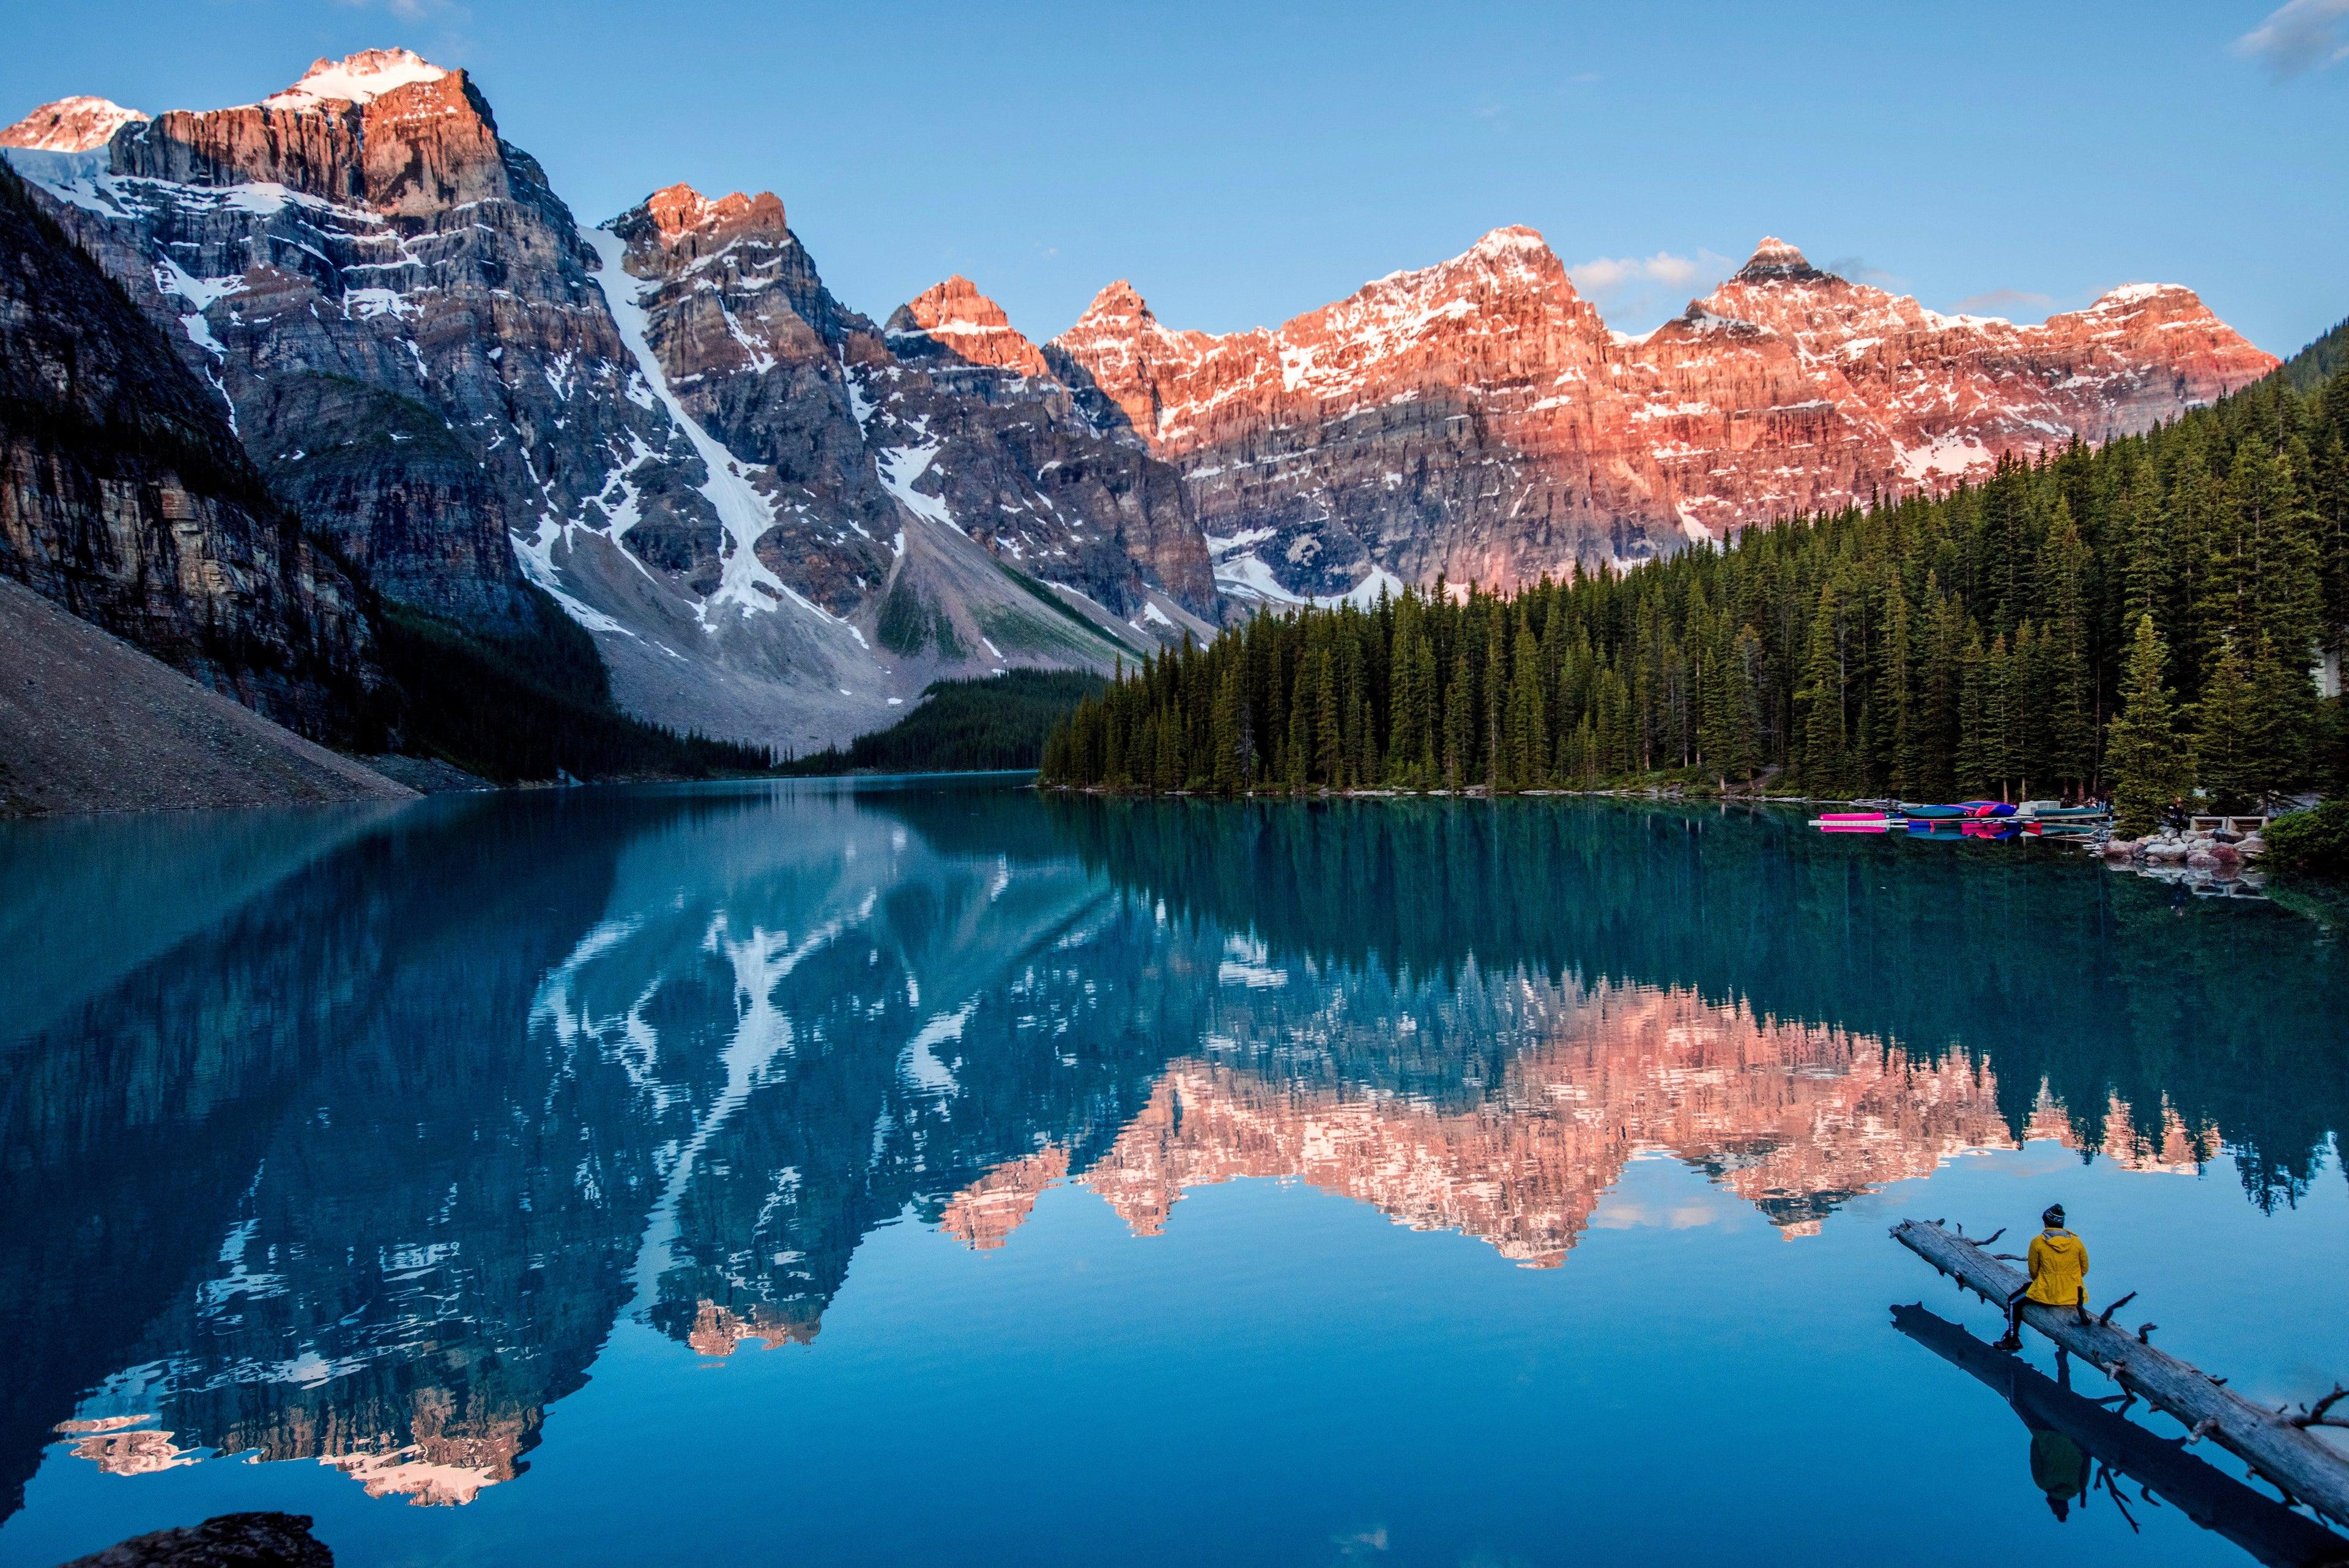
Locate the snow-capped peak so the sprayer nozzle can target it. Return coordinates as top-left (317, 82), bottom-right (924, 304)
top-left (2085, 282), bottom-right (2186, 312)
top-left (1734, 236), bottom-right (1826, 283)
top-left (1468, 225), bottom-right (1552, 260)
top-left (0, 95), bottom-right (148, 152)
top-left (262, 49), bottom-right (447, 111)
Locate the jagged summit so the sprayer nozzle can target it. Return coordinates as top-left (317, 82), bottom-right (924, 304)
top-left (262, 48), bottom-right (448, 110)
top-left (1467, 225), bottom-right (1552, 259)
top-left (888, 276), bottom-right (1048, 376)
top-left (642, 182), bottom-right (787, 240)
top-left (1734, 236), bottom-right (1831, 284)
top-left (1074, 280), bottom-right (1157, 328)
top-left (0, 95), bottom-right (148, 152)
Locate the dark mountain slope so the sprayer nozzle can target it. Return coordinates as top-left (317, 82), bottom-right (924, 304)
top-left (0, 158), bottom-right (379, 740)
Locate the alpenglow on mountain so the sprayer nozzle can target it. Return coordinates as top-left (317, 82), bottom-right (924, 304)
top-left (0, 49), bottom-right (2277, 749)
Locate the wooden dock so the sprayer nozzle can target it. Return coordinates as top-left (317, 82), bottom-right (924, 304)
top-left (1893, 1217), bottom-right (2349, 1526)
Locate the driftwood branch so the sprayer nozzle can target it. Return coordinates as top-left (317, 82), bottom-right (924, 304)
top-left (1890, 1217), bottom-right (2349, 1526)
top-left (2292, 1386), bottom-right (2349, 1430)
top-left (2098, 1291), bottom-right (2139, 1328)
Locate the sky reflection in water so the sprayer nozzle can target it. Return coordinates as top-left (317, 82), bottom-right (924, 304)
top-left (1, 781), bottom-right (2344, 1567)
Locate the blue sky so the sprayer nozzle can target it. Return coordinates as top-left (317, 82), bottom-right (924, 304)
top-left (6, 1), bottom-right (2344, 354)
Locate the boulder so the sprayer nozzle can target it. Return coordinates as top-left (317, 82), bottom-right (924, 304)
top-left (58, 1512), bottom-right (332, 1567)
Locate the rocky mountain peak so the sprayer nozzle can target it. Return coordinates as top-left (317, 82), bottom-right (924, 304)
top-left (261, 48), bottom-right (449, 110)
top-left (1463, 224), bottom-right (1557, 271)
top-left (889, 275), bottom-right (1049, 376)
top-left (644, 182), bottom-right (787, 242)
top-left (2080, 281), bottom-right (2199, 316)
top-left (1074, 280), bottom-right (1157, 329)
top-left (1734, 236), bottom-right (1830, 284)
top-left (92, 46), bottom-right (511, 217)
top-left (0, 95), bottom-right (149, 152)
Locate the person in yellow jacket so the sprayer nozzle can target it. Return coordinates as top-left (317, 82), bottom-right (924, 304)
top-left (1994, 1203), bottom-right (2090, 1351)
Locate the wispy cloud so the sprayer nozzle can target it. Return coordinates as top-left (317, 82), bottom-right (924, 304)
top-left (1822, 255), bottom-right (1902, 289)
top-left (335, 0), bottom-right (469, 23)
top-left (1947, 287), bottom-right (2057, 322)
top-left (1568, 248), bottom-right (1734, 329)
top-left (2233, 0), bottom-right (2349, 80)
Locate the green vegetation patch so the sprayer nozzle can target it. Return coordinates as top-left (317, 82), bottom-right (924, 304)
top-left (376, 584), bottom-right (771, 782)
top-left (777, 669), bottom-right (1104, 775)
top-left (1045, 345), bottom-right (2349, 804)
top-left (2263, 799), bottom-right (2349, 877)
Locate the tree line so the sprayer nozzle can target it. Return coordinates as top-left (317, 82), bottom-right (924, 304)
top-left (1043, 350), bottom-right (2349, 833)
top-left (777, 670), bottom-right (1102, 775)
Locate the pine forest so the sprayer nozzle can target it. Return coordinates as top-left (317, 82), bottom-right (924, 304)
top-left (1043, 355), bottom-right (2349, 831)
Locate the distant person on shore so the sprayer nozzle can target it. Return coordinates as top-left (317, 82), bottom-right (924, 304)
top-left (2162, 797), bottom-right (2190, 833)
top-left (1994, 1205), bottom-right (2090, 1351)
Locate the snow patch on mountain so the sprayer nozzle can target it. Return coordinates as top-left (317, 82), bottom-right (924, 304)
top-left (0, 95), bottom-right (147, 152)
top-left (261, 50), bottom-right (447, 111)
top-left (584, 225), bottom-right (804, 626)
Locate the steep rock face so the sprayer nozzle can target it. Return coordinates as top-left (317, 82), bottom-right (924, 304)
top-left (0, 52), bottom-right (656, 625)
top-left (600, 182), bottom-right (897, 616)
top-left (4, 48), bottom-right (1212, 751)
top-left (116, 50), bottom-right (518, 218)
top-left (872, 275), bottom-right (1215, 622)
top-left (1050, 231), bottom-right (2277, 598)
top-left (1050, 230), bottom-right (1669, 598)
top-left (0, 161), bottom-right (376, 738)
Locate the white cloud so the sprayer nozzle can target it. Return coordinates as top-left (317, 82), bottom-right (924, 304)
top-left (1568, 248), bottom-right (1735, 330)
top-left (335, 0), bottom-right (467, 21)
top-left (2233, 0), bottom-right (2349, 79)
top-left (1947, 287), bottom-right (2057, 322)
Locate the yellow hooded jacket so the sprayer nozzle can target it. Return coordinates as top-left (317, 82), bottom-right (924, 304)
top-left (2025, 1227), bottom-right (2088, 1307)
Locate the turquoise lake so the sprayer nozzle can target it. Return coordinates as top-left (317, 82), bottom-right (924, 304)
top-left (2, 779), bottom-right (2345, 1567)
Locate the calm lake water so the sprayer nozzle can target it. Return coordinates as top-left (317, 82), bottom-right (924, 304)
top-left (2, 779), bottom-right (2345, 1567)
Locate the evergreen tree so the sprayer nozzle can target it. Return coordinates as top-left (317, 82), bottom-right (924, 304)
top-left (1038, 355), bottom-right (2349, 804)
top-left (2109, 614), bottom-right (2193, 836)
top-left (1442, 653), bottom-right (1473, 790)
top-left (1798, 581), bottom-right (1849, 793)
top-left (2193, 636), bottom-right (2255, 812)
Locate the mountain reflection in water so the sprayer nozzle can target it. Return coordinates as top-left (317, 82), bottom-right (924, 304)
top-left (1, 783), bottom-right (2342, 1540)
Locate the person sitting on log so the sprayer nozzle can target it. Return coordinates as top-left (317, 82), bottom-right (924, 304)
top-left (1994, 1203), bottom-right (2090, 1351)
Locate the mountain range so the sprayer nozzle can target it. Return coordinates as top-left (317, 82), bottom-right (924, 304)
top-left (0, 48), bottom-right (2280, 756)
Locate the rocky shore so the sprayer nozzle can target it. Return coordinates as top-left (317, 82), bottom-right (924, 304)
top-left (2097, 821), bottom-right (2273, 899)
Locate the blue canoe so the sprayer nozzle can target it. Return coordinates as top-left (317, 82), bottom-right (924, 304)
top-left (1900, 801), bottom-right (2017, 820)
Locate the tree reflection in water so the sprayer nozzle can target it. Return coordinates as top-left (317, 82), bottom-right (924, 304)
top-left (1, 783), bottom-right (2340, 1524)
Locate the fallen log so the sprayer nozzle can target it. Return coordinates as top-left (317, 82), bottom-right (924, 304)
top-left (1893, 1304), bottom-right (2349, 1567)
top-left (1893, 1217), bottom-right (2349, 1527)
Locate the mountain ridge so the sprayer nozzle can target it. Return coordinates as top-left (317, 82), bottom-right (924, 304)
top-left (1047, 229), bottom-right (2277, 598)
top-left (0, 49), bottom-right (2287, 754)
